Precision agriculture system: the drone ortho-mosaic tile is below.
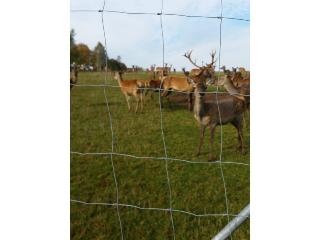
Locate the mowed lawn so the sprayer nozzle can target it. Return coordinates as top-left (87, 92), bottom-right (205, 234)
top-left (71, 71), bottom-right (250, 239)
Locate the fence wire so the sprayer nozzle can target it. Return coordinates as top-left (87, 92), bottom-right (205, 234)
top-left (71, 9), bottom-right (249, 22)
top-left (70, 83), bottom-right (250, 96)
top-left (100, 0), bottom-right (124, 239)
top-left (71, 0), bottom-right (250, 239)
top-left (215, 1), bottom-right (232, 239)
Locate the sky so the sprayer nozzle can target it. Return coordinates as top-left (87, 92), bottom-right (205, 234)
top-left (70, 0), bottom-right (250, 70)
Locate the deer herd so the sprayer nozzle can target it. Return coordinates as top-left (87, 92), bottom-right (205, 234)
top-left (70, 50), bottom-right (250, 161)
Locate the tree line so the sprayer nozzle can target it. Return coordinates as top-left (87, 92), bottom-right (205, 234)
top-left (70, 29), bottom-right (127, 71)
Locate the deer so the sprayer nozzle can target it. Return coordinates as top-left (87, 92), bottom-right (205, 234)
top-left (114, 71), bottom-right (144, 113)
top-left (229, 67), bottom-right (250, 89)
top-left (182, 53), bottom-right (248, 161)
top-left (160, 74), bottom-right (194, 110)
top-left (70, 65), bottom-right (78, 90)
top-left (135, 70), bottom-right (163, 100)
top-left (148, 79), bottom-right (162, 95)
top-left (155, 65), bottom-right (169, 79)
top-left (220, 65), bottom-right (232, 76)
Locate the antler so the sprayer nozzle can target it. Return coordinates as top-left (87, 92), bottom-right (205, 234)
top-left (208, 50), bottom-right (217, 66)
top-left (183, 50), bottom-right (201, 68)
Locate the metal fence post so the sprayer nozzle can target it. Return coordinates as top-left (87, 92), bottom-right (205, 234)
top-left (212, 204), bottom-right (250, 240)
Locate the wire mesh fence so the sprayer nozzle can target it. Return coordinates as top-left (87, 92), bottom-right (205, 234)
top-left (71, 0), bottom-right (250, 239)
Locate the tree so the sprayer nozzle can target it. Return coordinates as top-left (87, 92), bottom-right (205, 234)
top-left (70, 29), bottom-right (76, 47)
top-left (94, 42), bottom-right (107, 71)
top-left (70, 29), bottom-right (79, 64)
top-left (107, 59), bottom-right (127, 72)
top-left (76, 43), bottom-right (91, 65)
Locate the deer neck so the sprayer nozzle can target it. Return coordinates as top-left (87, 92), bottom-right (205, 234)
top-left (223, 76), bottom-right (240, 95)
top-left (193, 88), bottom-right (206, 122)
top-left (221, 76), bottom-right (247, 101)
top-left (115, 73), bottom-right (123, 86)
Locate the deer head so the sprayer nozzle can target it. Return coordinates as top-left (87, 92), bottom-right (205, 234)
top-left (183, 50), bottom-right (217, 86)
top-left (183, 67), bottom-right (211, 97)
top-left (114, 71), bottom-right (124, 81)
top-left (182, 68), bottom-right (189, 77)
top-left (220, 65), bottom-right (226, 72)
top-left (232, 67), bottom-right (237, 73)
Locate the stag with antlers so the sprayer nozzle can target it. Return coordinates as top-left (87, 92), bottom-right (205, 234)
top-left (182, 51), bottom-right (249, 161)
top-left (183, 50), bottom-right (217, 77)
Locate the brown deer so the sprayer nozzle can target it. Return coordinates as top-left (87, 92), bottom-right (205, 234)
top-left (160, 75), bottom-right (194, 110)
top-left (148, 79), bottom-right (162, 95)
top-left (229, 68), bottom-right (250, 89)
top-left (114, 71), bottom-right (144, 113)
top-left (155, 64), bottom-right (170, 79)
top-left (183, 61), bottom-right (248, 161)
top-left (136, 70), bottom-right (163, 99)
top-left (70, 65), bottom-right (78, 90)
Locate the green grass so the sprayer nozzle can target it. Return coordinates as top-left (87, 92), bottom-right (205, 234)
top-left (71, 72), bottom-right (250, 239)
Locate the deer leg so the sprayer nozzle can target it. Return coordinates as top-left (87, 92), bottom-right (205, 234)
top-left (237, 125), bottom-right (244, 154)
top-left (125, 95), bottom-right (131, 111)
top-left (135, 96), bottom-right (140, 113)
top-left (188, 92), bottom-right (193, 111)
top-left (242, 113), bottom-right (246, 129)
top-left (140, 93), bottom-right (143, 113)
top-left (144, 88), bottom-right (149, 100)
top-left (232, 119), bottom-right (244, 154)
top-left (162, 89), bottom-right (172, 97)
top-left (161, 89), bottom-right (168, 97)
top-left (209, 125), bottom-right (217, 161)
top-left (166, 89), bottom-right (174, 108)
top-left (196, 125), bottom-right (206, 156)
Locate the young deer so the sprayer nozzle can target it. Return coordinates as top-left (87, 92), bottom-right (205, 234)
top-left (136, 72), bottom-right (162, 99)
top-left (114, 71), bottom-right (143, 113)
top-left (183, 61), bottom-right (248, 161)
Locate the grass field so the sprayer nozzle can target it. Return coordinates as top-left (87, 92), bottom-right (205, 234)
top-left (71, 71), bottom-right (250, 239)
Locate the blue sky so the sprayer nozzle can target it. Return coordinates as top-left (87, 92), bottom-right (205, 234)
top-left (70, 0), bottom-right (249, 70)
